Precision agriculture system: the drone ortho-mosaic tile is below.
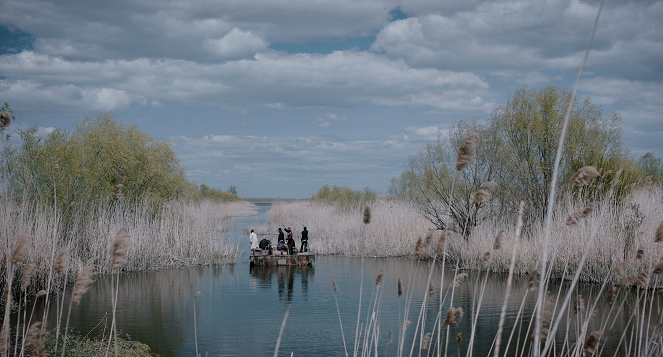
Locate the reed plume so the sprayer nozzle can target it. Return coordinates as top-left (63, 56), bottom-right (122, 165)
top-left (424, 231), bottom-right (433, 248)
top-left (482, 251), bottom-right (491, 266)
top-left (451, 273), bottom-right (467, 288)
top-left (397, 278), bottom-right (402, 297)
top-left (0, 111), bottom-right (10, 127)
top-left (528, 269), bottom-right (539, 291)
top-left (573, 166), bottom-right (600, 186)
top-left (456, 333), bottom-right (462, 344)
top-left (636, 246), bottom-right (644, 259)
top-left (414, 238), bottom-right (422, 258)
top-left (55, 249), bottom-right (69, 275)
top-left (71, 262), bottom-right (95, 304)
top-left (11, 234), bottom-right (30, 264)
top-left (654, 260), bottom-right (663, 274)
top-left (456, 132), bottom-right (479, 170)
top-left (493, 230), bottom-right (504, 250)
top-left (25, 321), bottom-right (46, 357)
top-left (606, 284), bottom-right (616, 303)
top-left (112, 226), bottom-right (130, 270)
top-left (114, 184), bottom-right (123, 200)
top-left (428, 282), bottom-right (435, 297)
top-left (387, 329), bottom-right (393, 344)
top-left (375, 270), bottom-right (384, 288)
top-left (421, 332), bottom-right (431, 350)
top-left (363, 204), bottom-right (371, 224)
top-left (634, 270), bottom-right (649, 288)
top-left (472, 181), bottom-right (496, 205)
top-left (436, 230), bottom-right (447, 254)
top-left (443, 307), bottom-right (463, 325)
top-left (656, 220), bottom-right (663, 242)
top-left (566, 202), bottom-right (596, 225)
top-left (400, 320), bottom-right (411, 331)
top-left (333, 279), bottom-right (338, 293)
top-left (21, 263), bottom-right (35, 292)
top-left (583, 331), bottom-right (601, 356)
top-left (574, 295), bottom-right (585, 314)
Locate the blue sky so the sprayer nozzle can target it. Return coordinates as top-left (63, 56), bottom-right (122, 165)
top-left (0, 0), bottom-right (661, 199)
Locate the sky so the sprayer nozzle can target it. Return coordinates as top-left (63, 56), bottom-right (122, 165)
top-left (0, 0), bottom-right (661, 199)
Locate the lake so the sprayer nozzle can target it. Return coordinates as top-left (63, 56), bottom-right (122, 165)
top-left (49, 203), bottom-right (651, 357)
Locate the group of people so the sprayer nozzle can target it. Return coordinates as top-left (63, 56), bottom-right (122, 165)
top-left (249, 226), bottom-right (309, 256)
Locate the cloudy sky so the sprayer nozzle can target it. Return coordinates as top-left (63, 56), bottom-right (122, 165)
top-left (0, 0), bottom-right (661, 199)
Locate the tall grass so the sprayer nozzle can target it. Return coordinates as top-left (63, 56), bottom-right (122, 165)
top-left (269, 189), bottom-right (663, 286)
top-left (0, 196), bottom-right (254, 356)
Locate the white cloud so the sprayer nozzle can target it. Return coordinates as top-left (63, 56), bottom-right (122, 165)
top-left (203, 28), bottom-right (268, 60)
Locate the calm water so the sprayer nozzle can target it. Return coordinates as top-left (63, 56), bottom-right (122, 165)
top-left (47, 204), bottom-right (656, 357)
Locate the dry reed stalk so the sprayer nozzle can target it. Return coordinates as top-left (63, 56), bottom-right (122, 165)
top-left (443, 307), bottom-right (463, 326)
top-left (450, 273), bottom-right (467, 288)
top-left (363, 204), bottom-right (371, 224)
top-left (0, 111), bottom-right (10, 127)
top-left (112, 226), bottom-right (130, 270)
top-left (573, 166), bottom-right (600, 186)
top-left (11, 234), bottom-right (30, 264)
top-left (566, 202), bottom-right (596, 226)
top-left (456, 132), bottom-right (479, 170)
top-left (583, 331), bottom-right (601, 356)
top-left (71, 262), bottom-right (95, 304)
top-left (656, 221), bottom-right (663, 242)
top-left (387, 329), bottom-right (393, 345)
top-left (428, 282), bottom-right (435, 297)
top-left (333, 279), bottom-right (338, 293)
top-left (25, 321), bottom-right (46, 357)
top-left (493, 230), bottom-right (504, 250)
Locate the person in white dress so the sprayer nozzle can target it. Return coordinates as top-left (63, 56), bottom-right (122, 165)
top-left (249, 229), bottom-right (259, 250)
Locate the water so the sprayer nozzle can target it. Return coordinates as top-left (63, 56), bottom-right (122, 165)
top-left (46, 203), bottom-right (657, 356)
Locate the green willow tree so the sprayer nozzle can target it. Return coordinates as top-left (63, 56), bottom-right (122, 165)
top-left (390, 86), bottom-right (635, 236)
top-left (2, 114), bottom-right (195, 231)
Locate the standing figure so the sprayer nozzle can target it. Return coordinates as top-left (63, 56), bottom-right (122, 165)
top-left (277, 228), bottom-right (286, 253)
top-left (249, 229), bottom-right (259, 251)
top-left (300, 226), bottom-right (309, 253)
top-left (285, 227), bottom-right (295, 255)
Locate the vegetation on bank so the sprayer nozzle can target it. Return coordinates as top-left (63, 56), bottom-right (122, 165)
top-left (311, 185), bottom-right (377, 212)
top-left (388, 86), bottom-right (659, 238)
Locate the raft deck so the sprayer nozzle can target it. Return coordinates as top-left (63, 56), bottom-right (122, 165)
top-left (249, 249), bottom-right (314, 267)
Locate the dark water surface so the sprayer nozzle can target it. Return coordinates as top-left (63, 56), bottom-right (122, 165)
top-left (48, 204), bottom-right (657, 357)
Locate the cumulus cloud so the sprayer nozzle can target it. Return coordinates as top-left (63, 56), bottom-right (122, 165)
top-left (203, 28), bottom-right (268, 60)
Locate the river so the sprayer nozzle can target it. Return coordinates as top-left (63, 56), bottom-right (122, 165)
top-left (48, 203), bottom-right (654, 357)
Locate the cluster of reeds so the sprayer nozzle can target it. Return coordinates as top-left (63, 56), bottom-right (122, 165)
top-left (0, 193), bottom-right (255, 356)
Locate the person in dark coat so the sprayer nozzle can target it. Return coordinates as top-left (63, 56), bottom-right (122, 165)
top-left (259, 236), bottom-right (272, 255)
top-left (284, 227), bottom-right (295, 255)
top-left (277, 228), bottom-right (286, 253)
top-left (300, 226), bottom-right (309, 252)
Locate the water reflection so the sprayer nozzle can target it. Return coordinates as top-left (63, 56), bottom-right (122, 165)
top-left (250, 265), bottom-right (314, 302)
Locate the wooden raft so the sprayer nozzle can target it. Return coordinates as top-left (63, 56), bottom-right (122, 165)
top-left (249, 249), bottom-right (314, 267)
